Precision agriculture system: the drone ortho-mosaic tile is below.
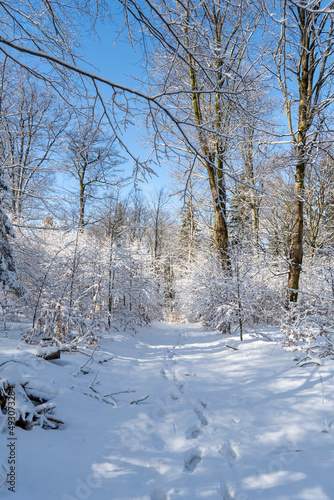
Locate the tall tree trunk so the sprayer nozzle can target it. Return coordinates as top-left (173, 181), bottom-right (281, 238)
top-left (79, 185), bottom-right (85, 231)
top-left (184, 0), bottom-right (231, 271)
top-left (274, 3), bottom-right (334, 303)
top-left (286, 9), bottom-right (311, 303)
top-left (187, 60), bottom-right (231, 269)
top-left (207, 159), bottom-right (231, 270)
top-left (287, 157), bottom-right (305, 302)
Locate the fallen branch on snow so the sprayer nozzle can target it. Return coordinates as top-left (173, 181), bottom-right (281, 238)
top-left (130, 395), bottom-right (149, 404)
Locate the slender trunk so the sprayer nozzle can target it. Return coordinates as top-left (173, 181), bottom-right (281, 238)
top-left (78, 162), bottom-right (87, 231)
top-left (241, 125), bottom-right (260, 251)
top-left (214, 205), bottom-right (230, 268)
top-left (68, 230), bottom-right (80, 318)
top-left (107, 219), bottom-right (115, 329)
top-left (108, 267), bottom-right (116, 329)
top-left (79, 183), bottom-right (85, 231)
top-left (188, 203), bottom-right (194, 264)
top-left (250, 194), bottom-right (259, 250)
top-left (287, 158), bottom-right (305, 302)
top-left (247, 164), bottom-right (259, 250)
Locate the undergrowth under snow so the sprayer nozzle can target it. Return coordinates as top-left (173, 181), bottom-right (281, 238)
top-left (0, 321), bottom-right (334, 500)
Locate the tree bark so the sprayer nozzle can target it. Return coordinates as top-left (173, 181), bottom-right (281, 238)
top-left (206, 159), bottom-right (231, 270)
top-left (287, 158), bottom-right (305, 302)
top-left (286, 6), bottom-right (311, 303)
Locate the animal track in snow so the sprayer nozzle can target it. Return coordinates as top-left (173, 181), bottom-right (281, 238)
top-left (184, 448), bottom-right (202, 472)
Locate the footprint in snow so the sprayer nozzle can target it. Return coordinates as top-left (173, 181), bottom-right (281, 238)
top-left (186, 425), bottom-right (203, 440)
top-left (160, 367), bottom-right (169, 379)
top-left (193, 405), bottom-right (209, 426)
top-left (151, 402), bottom-right (167, 423)
top-left (218, 483), bottom-right (237, 500)
top-left (150, 488), bottom-right (168, 500)
top-left (169, 392), bottom-right (179, 402)
top-left (167, 349), bottom-right (175, 359)
top-left (184, 448), bottom-right (202, 473)
top-left (150, 433), bottom-right (166, 451)
top-left (177, 382), bottom-right (186, 394)
top-left (220, 441), bottom-right (239, 464)
top-left (230, 416), bottom-right (241, 426)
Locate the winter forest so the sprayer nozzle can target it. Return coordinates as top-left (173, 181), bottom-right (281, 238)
top-left (1, 1), bottom-right (334, 499)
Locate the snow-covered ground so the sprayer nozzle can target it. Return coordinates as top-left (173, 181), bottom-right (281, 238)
top-left (1, 321), bottom-right (334, 500)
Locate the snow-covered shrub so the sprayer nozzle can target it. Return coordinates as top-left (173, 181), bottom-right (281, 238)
top-left (176, 245), bottom-right (284, 335)
top-left (25, 300), bottom-right (103, 347)
top-left (13, 227), bottom-right (163, 335)
top-left (281, 297), bottom-right (334, 346)
top-left (0, 291), bottom-right (26, 328)
top-left (280, 253), bottom-right (334, 348)
top-left (100, 240), bottom-right (163, 331)
top-left (0, 180), bottom-right (25, 297)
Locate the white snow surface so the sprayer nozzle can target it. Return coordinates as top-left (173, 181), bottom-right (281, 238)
top-left (1, 321), bottom-right (334, 500)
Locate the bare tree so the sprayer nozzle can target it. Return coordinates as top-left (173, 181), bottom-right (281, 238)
top-left (232, 88), bottom-right (276, 253)
top-left (262, 165), bottom-right (295, 262)
top-left (304, 150), bottom-right (334, 255)
top-left (63, 112), bottom-right (120, 230)
top-left (130, 0), bottom-right (264, 269)
top-left (0, 1), bottom-right (266, 221)
top-left (0, 61), bottom-right (69, 217)
top-left (272, 0), bottom-right (334, 302)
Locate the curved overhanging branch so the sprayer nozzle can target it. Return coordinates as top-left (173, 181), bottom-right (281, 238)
top-left (0, 36), bottom-right (259, 192)
top-left (0, 37), bottom-right (202, 164)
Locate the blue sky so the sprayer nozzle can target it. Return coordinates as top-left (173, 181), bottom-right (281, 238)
top-left (79, 16), bottom-right (172, 197)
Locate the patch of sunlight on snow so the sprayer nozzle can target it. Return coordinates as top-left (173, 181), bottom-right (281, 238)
top-left (104, 454), bottom-right (165, 471)
top-left (243, 470), bottom-right (305, 489)
top-left (257, 425), bottom-right (304, 445)
top-left (104, 455), bottom-right (177, 477)
top-left (92, 463), bottom-right (134, 478)
top-left (296, 487), bottom-right (330, 500)
top-left (138, 344), bottom-right (174, 350)
top-left (197, 487), bottom-right (222, 498)
top-left (268, 377), bottom-right (307, 393)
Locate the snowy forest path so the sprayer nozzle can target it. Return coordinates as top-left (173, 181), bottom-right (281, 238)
top-left (104, 322), bottom-right (334, 500)
top-left (6, 321), bottom-right (334, 500)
